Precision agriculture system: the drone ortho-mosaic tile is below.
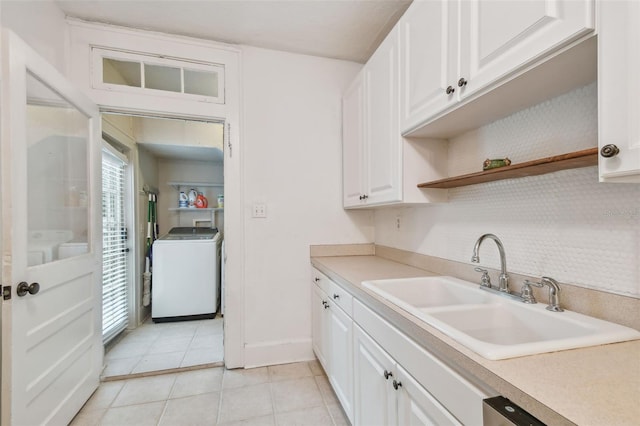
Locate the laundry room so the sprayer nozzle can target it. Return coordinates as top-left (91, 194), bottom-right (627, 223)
top-left (102, 112), bottom-right (226, 377)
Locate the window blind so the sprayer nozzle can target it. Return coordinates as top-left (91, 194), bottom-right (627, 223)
top-left (102, 150), bottom-right (129, 344)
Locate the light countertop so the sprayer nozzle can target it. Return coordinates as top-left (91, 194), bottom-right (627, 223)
top-left (311, 255), bottom-right (640, 426)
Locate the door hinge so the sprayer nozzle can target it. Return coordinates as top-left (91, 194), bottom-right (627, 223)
top-left (3, 286), bottom-right (12, 300)
top-left (226, 122), bottom-right (232, 158)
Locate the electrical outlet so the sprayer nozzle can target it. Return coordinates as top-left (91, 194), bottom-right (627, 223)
top-left (252, 203), bottom-right (267, 218)
top-left (396, 216), bottom-right (401, 230)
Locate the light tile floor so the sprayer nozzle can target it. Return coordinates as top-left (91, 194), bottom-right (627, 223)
top-left (103, 317), bottom-right (224, 378)
top-left (71, 360), bottom-right (350, 426)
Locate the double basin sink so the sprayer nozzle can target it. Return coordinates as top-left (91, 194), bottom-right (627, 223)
top-left (363, 276), bottom-right (640, 360)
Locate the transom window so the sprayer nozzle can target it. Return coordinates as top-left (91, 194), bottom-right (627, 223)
top-left (92, 47), bottom-right (224, 103)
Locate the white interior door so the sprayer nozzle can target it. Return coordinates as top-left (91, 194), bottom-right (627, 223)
top-left (0, 30), bottom-right (103, 425)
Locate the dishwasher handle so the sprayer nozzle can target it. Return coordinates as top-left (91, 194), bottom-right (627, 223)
top-left (483, 396), bottom-right (546, 426)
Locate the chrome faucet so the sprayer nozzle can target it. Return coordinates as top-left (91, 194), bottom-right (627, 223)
top-left (471, 234), bottom-right (509, 292)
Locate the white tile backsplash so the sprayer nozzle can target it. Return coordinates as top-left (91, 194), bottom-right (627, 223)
top-left (376, 83), bottom-right (640, 298)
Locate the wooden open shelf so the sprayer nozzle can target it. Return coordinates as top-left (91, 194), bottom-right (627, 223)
top-left (417, 147), bottom-right (598, 189)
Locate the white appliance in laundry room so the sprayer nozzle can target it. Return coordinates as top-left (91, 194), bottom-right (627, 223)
top-left (151, 227), bottom-right (222, 321)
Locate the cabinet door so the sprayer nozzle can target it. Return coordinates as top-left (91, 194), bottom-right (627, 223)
top-left (328, 301), bottom-right (354, 423)
top-left (598, 0), bottom-right (640, 182)
top-left (399, 0), bottom-right (459, 133)
top-left (353, 325), bottom-right (396, 426)
top-left (311, 284), bottom-right (329, 370)
top-left (343, 71), bottom-right (366, 207)
top-left (365, 28), bottom-right (402, 205)
top-left (460, 0), bottom-right (594, 97)
top-left (396, 365), bottom-right (462, 426)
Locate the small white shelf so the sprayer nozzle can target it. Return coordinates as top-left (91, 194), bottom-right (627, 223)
top-left (167, 181), bottom-right (224, 190)
top-left (168, 207), bottom-right (223, 212)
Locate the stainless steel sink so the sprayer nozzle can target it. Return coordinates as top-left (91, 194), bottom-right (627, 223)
top-left (363, 276), bottom-right (640, 360)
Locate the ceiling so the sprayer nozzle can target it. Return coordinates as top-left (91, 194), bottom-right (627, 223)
top-left (130, 115), bottom-right (225, 162)
top-left (138, 142), bottom-right (223, 162)
top-left (55, 0), bottom-right (412, 63)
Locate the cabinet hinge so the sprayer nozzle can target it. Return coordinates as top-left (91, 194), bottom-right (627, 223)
top-left (3, 286), bottom-right (11, 300)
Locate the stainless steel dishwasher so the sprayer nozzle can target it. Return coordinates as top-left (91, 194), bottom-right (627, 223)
top-left (483, 396), bottom-right (546, 426)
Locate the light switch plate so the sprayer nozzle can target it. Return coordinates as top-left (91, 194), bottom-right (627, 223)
top-left (252, 203), bottom-right (267, 218)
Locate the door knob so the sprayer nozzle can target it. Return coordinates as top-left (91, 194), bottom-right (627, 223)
top-left (445, 86), bottom-right (455, 95)
top-left (392, 380), bottom-right (402, 390)
top-left (17, 281), bottom-right (40, 297)
top-left (600, 144), bottom-right (619, 158)
top-left (457, 78), bottom-right (468, 87)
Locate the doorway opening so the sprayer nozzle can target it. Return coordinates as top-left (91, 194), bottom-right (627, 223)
top-left (101, 113), bottom-right (225, 378)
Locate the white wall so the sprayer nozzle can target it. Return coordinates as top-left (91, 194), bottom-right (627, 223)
top-left (375, 83), bottom-right (640, 299)
top-left (241, 46), bottom-right (373, 366)
top-left (1, 0), bottom-right (69, 75)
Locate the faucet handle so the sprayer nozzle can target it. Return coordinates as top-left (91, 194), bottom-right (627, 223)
top-left (523, 279), bottom-right (543, 288)
top-left (520, 280), bottom-right (541, 304)
top-left (474, 267), bottom-right (492, 288)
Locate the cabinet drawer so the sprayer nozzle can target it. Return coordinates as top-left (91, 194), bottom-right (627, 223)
top-left (310, 267), bottom-right (331, 294)
top-left (327, 279), bottom-right (353, 317)
top-left (353, 300), bottom-right (489, 426)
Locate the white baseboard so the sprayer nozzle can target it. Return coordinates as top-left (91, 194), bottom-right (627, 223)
top-left (243, 338), bottom-right (314, 368)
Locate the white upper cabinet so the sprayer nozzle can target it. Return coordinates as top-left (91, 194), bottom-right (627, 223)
top-left (365, 27), bottom-right (402, 206)
top-left (343, 29), bottom-right (402, 208)
top-left (343, 27), bottom-right (447, 209)
top-left (400, 0), bottom-right (459, 132)
top-left (400, 0), bottom-right (595, 137)
top-left (460, 0), bottom-right (595, 98)
top-left (342, 72), bottom-right (367, 207)
top-left (597, 0), bottom-right (640, 182)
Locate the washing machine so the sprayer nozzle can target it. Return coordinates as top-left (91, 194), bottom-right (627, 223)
top-left (151, 227), bottom-right (221, 322)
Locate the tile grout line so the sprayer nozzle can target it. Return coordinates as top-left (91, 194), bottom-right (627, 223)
top-left (314, 365), bottom-right (340, 426)
top-left (215, 368), bottom-right (226, 425)
top-left (155, 373), bottom-right (179, 426)
top-left (268, 365), bottom-right (279, 426)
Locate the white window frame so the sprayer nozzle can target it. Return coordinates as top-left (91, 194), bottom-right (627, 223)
top-left (92, 47), bottom-right (225, 104)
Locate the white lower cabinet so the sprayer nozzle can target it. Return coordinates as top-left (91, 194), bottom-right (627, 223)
top-left (311, 284), bottom-right (330, 369)
top-left (354, 325), bottom-right (460, 426)
top-left (353, 300), bottom-right (490, 426)
top-left (311, 267), bottom-right (490, 426)
top-left (353, 324), bottom-right (396, 425)
top-left (327, 298), bottom-right (354, 419)
top-left (395, 364), bottom-right (461, 426)
top-left (311, 268), bottom-right (354, 423)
